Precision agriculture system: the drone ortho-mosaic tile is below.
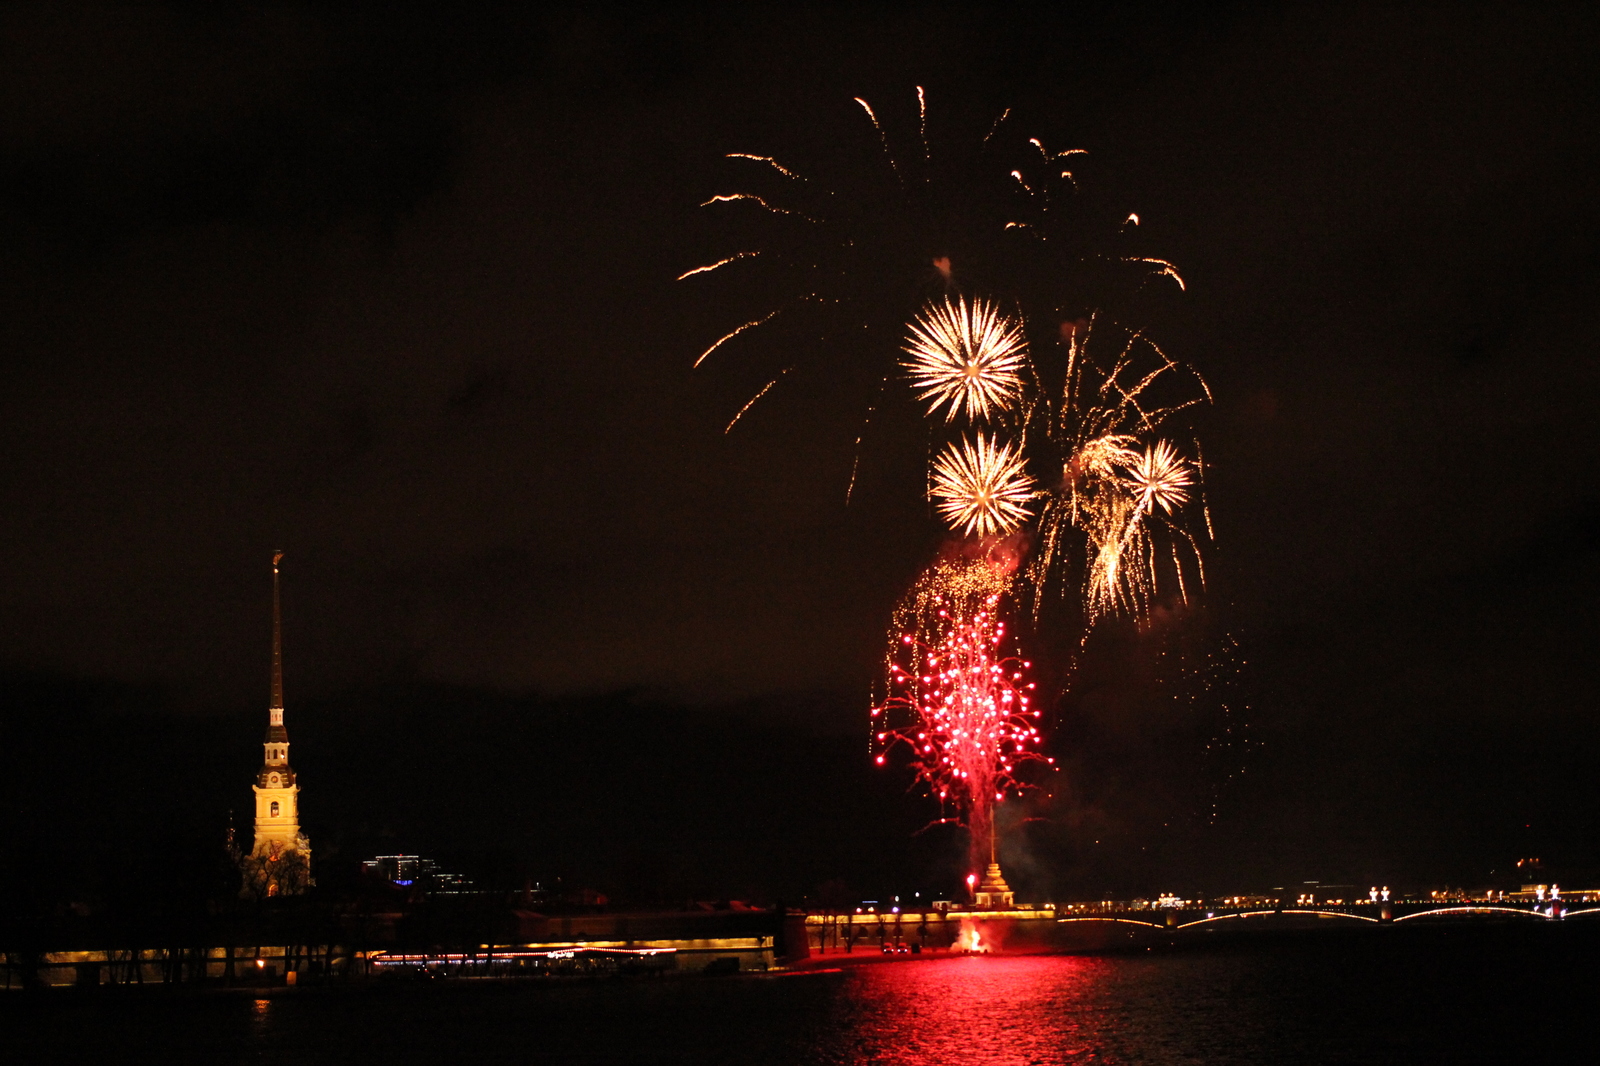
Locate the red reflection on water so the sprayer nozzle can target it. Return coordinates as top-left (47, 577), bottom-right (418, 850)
top-left (829, 956), bottom-right (1116, 1065)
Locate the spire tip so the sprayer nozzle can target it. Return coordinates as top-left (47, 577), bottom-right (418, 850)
top-left (270, 552), bottom-right (285, 712)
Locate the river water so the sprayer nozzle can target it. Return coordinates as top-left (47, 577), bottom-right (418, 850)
top-left (7, 925), bottom-right (1592, 1064)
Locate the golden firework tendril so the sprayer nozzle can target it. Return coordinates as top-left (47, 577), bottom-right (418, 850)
top-left (1077, 439), bottom-right (1193, 618)
top-left (931, 432), bottom-right (1035, 539)
top-left (1025, 314), bottom-right (1210, 623)
top-left (1058, 435), bottom-right (1194, 623)
top-left (1073, 434), bottom-right (1140, 481)
top-left (676, 252), bottom-right (760, 280)
top-left (901, 297), bottom-right (1028, 422)
top-left (699, 193), bottom-right (787, 214)
top-left (693, 311), bottom-right (780, 368)
top-left (724, 153), bottom-right (803, 180)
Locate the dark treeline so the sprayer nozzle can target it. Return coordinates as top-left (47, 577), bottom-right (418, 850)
top-left (0, 673), bottom-right (964, 926)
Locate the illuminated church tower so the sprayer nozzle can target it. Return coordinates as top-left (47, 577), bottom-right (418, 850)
top-left (248, 551), bottom-right (311, 895)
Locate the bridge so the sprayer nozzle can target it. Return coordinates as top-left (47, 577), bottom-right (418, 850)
top-left (1056, 897), bottom-right (1600, 931)
top-left (799, 894), bottom-right (1600, 956)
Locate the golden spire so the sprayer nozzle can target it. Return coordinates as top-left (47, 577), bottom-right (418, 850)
top-left (271, 551), bottom-right (285, 713)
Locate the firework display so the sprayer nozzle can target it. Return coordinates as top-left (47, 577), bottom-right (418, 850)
top-left (873, 592), bottom-right (1049, 848)
top-left (688, 88), bottom-right (1209, 621)
top-left (690, 89), bottom-right (1213, 872)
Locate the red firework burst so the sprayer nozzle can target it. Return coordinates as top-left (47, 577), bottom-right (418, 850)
top-left (873, 593), bottom-right (1050, 835)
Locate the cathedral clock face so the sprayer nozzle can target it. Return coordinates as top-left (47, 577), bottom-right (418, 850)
top-left (269, 773), bottom-right (280, 786)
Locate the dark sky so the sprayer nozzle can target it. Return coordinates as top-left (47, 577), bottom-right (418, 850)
top-left (3, 4), bottom-right (1599, 899)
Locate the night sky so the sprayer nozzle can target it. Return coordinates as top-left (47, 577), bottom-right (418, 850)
top-left (3, 5), bottom-right (1599, 905)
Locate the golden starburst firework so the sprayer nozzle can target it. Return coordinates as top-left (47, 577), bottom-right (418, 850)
top-left (902, 297), bottom-right (1028, 422)
top-left (931, 433), bottom-right (1035, 538)
top-left (1126, 440), bottom-right (1191, 514)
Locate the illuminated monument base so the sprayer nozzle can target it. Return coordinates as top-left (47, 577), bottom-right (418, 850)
top-left (973, 862), bottom-right (1016, 909)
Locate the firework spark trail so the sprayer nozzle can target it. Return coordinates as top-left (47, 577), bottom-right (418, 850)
top-left (725, 153), bottom-right (803, 180)
top-left (699, 193), bottom-right (813, 220)
top-left (983, 107), bottom-right (1011, 144)
top-left (1055, 434), bottom-right (1196, 623)
top-left (931, 433), bottom-right (1036, 539)
top-left (902, 297), bottom-right (1028, 422)
top-left (917, 85), bottom-right (930, 165)
top-left (854, 97), bottom-right (904, 184)
top-left (676, 252), bottom-right (760, 280)
top-left (1124, 256), bottom-right (1187, 291)
top-left (693, 311), bottom-right (780, 368)
top-left (1194, 440), bottom-right (1216, 540)
top-left (725, 368), bottom-right (793, 434)
top-left (1074, 438), bottom-right (1194, 621)
top-left (1026, 138), bottom-right (1088, 164)
top-left (845, 374), bottom-right (891, 506)
top-left (874, 591), bottom-right (1049, 851)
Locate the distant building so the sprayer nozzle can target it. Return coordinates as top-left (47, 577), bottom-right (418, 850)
top-left (363, 855), bottom-right (433, 885)
top-left (242, 553), bottom-right (312, 897)
top-left (362, 854), bottom-right (476, 895)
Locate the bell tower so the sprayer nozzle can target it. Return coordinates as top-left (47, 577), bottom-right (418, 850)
top-left (250, 551), bottom-right (311, 892)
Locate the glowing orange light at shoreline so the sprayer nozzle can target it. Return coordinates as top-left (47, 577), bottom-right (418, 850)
top-left (953, 919), bottom-right (988, 953)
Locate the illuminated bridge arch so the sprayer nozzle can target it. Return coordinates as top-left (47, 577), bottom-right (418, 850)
top-left (1176, 909), bottom-right (1379, 929)
top-left (1391, 906), bottom-right (1549, 922)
